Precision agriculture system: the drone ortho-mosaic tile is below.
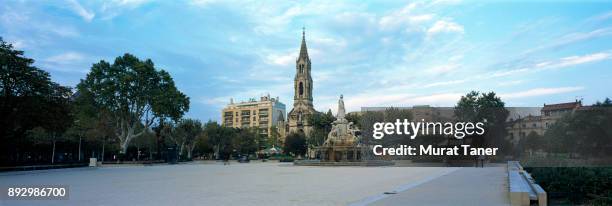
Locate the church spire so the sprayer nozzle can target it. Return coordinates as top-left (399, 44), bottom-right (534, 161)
top-left (298, 27), bottom-right (309, 60)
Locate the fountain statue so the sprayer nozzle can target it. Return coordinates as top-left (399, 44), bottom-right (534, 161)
top-left (294, 95), bottom-right (394, 166)
top-left (323, 95), bottom-right (358, 147)
top-left (316, 95), bottom-right (362, 161)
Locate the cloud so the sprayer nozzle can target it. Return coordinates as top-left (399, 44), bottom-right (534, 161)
top-left (111, 0), bottom-right (151, 7)
top-left (378, 2), bottom-right (436, 32)
top-left (427, 20), bottom-right (464, 35)
top-left (523, 28), bottom-right (612, 55)
top-left (45, 52), bottom-right (85, 63)
top-left (99, 0), bottom-right (153, 20)
top-left (536, 52), bottom-right (611, 69)
top-left (423, 79), bottom-right (466, 88)
top-left (501, 87), bottom-right (584, 99)
top-left (485, 51), bottom-right (611, 79)
top-left (588, 11), bottom-right (612, 22)
top-left (266, 51), bottom-right (297, 66)
top-left (189, 0), bottom-right (219, 7)
top-left (199, 95), bottom-right (230, 107)
top-left (497, 80), bottom-right (524, 87)
top-left (426, 63), bottom-right (459, 74)
top-left (67, 0), bottom-right (95, 22)
top-left (40, 52), bottom-right (92, 73)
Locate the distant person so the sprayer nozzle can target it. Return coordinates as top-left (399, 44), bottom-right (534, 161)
top-left (478, 155), bottom-right (485, 168)
top-left (222, 147), bottom-right (231, 165)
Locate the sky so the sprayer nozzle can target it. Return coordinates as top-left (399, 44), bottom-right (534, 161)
top-left (1, 0), bottom-right (611, 122)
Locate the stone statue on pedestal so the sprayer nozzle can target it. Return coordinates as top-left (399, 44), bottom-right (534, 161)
top-left (324, 95), bottom-right (358, 147)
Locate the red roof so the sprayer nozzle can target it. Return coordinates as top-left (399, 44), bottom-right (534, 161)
top-left (542, 101), bottom-right (581, 111)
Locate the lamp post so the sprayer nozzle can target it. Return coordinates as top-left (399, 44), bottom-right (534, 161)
top-left (75, 119), bottom-right (82, 162)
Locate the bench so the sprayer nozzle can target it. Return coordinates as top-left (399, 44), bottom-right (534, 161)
top-left (508, 161), bottom-right (547, 206)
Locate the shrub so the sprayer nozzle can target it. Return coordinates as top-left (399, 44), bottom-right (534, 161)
top-left (525, 167), bottom-right (612, 205)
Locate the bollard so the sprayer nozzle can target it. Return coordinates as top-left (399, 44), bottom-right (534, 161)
top-left (89, 158), bottom-right (97, 167)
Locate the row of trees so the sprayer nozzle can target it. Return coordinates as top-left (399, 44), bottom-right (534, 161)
top-left (0, 37), bottom-right (279, 166)
top-left (1, 38), bottom-right (75, 165)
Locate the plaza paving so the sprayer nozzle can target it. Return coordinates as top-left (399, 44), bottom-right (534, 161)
top-left (0, 161), bottom-right (509, 206)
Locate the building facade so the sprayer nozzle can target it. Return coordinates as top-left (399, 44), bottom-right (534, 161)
top-left (506, 101), bottom-right (582, 145)
top-left (222, 95), bottom-right (286, 138)
top-left (287, 29), bottom-right (317, 136)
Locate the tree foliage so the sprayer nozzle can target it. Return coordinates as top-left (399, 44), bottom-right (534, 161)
top-left (284, 132), bottom-right (307, 156)
top-left (455, 91), bottom-right (510, 152)
top-left (307, 111), bottom-right (335, 146)
top-left (0, 38), bottom-right (73, 165)
top-left (173, 118), bottom-right (203, 159)
top-left (540, 100), bottom-right (612, 157)
top-left (77, 53), bottom-right (189, 154)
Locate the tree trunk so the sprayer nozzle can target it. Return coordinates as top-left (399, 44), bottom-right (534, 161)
top-left (215, 144), bottom-right (220, 159)
top-left (179, 142), bottom-right (185, 160)
top-left (101, 138), bottom-right (105, 163)
top-left (78, 136), bottom-right (82, 162)
top-left (187, 144), bottom-right (195, 159)
top-left (51, 140), bottom-right (56, 164)
top-left (120, 139), bottom-right (129, 154)
top-left (156, 132), bottom-right (162, 160)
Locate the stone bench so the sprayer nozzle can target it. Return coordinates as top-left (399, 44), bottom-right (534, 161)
top-left (508, 161), bottom-right (547, 206)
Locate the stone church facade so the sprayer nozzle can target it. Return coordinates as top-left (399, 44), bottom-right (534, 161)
top-left (286, 29), bottom-right (317, 137)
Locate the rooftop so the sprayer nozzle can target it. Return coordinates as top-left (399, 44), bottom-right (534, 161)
top-left (542, 101), bottom-right (581, 111)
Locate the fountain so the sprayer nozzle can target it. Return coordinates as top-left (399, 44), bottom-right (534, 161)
top-left (295, 95), bottom-right (394, 166)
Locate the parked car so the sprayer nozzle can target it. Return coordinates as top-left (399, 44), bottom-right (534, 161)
top-left (238, 155), bottom-right (250, 163)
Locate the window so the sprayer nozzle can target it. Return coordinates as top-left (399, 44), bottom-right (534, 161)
top-left (299, 82), bottom-right (304, 95)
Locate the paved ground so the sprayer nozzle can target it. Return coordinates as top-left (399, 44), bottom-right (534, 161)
top-left (366, 167), bottom-right (509, 206)
top-left (0, 161), bottom-right (508, 206)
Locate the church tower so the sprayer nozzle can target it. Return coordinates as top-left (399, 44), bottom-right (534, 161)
top-left (287, 28), bottom-right (317, 136)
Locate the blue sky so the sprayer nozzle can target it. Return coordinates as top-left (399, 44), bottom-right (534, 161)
top-left (1, 0), bottom-right (611, 121)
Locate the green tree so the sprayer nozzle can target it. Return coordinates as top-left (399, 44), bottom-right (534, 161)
top-left (174, 118), bottom-right (203, 160)
top-left (284, 132), bottom-right (307, 156)
top-left (542, 100), bottom-right (612, 157)
top-left (194, 129), bottom-right (213, 158)
top-left (77, 53), bottom-right (189, 155)
top-left (25, 127), bottom-right (68, 164)
top-left (1, 38), bottom-right (73, 165)
top-left (132, 130), bottom-right (157, 161)
top-left (202, 121), bottom-right (223, 158)
top-left (234, 128), bottom-right (257, 155)
top-left (307, 111), bottom-right (336, 146)
top-left (455, 91), bottom-right (510, 152)
top-left (517, 131), bottom-right (543, 154)
top-left (345, 112), bottom-right (362, 129)
top-left (268, 125), bottom-right (281, 148)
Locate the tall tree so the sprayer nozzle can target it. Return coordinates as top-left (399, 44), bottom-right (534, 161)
top-left (307, 111), bottom-right (335, 146)
top-left (202, 121), bottom-right (223, 158)
top-left (77, 53), bottom-right (189, 155)
top-left (284, 132), bottom-right (307, 156)
top-left (234, 128), bottom-right (257, 155)
top-left (455, 91), bottom-right (509, 152)
top-left (1, 38), bottom-right (72, 165)
top-left (173, 118), bottom-right (203, 160)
